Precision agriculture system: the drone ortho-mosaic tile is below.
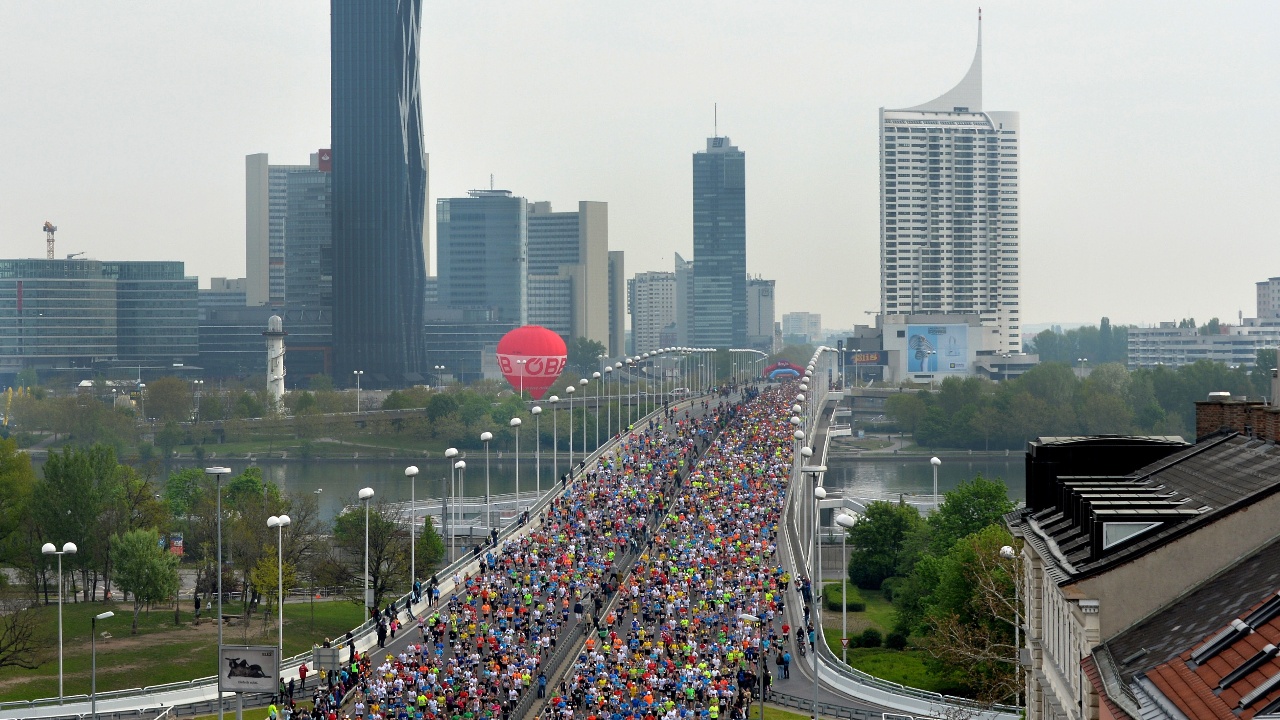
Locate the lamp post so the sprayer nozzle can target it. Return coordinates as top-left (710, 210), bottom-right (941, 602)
top-left (549, 396), bottom-right (559, 488)
top-left (91, 610), bottom-right (115, 720)
top-left (514, 359), bottom-right (527, 398)
top-left (1076, 357), bottom-right (1088, 379)
top-left (812, 484), bottom-right (827, 720)
top-left (266, 514), bottom-right (291, 650)
top-left (434, 365), bottom-right (447, 386)
top-left (930, 456), bottom-right (942, 513)
top-left (624, 358), bottom-right (633, 429)
top-left (41, 540), bottom-right (77, 703)
top-left (193, 379), bottom-right (204, 422)
top-left (834, 513), bottom-right (859, 664)
top-left (359, 487), bottom-right (374, 610)
top-left (531, 407), bottom-right (542, 499)
top-left (352, 370), bottom-right (364, 413)
top-left (565, 384), bottom-right (576, 476)
top-left (592, 371), bottom-right (601, 450)
top-left (740, 613), bottom-right (767, 720)
top-left (480, 431), bottom-right (493, 533)
top-left (1000, 545), bottom-right (1024, 710)
top-left (405, 465), bottom-right (419, 600)
top-left (510, 418), bottom-right (522, 518)
top-left (138, 382), bottom-right (146, 420)
top-left (614, 361), bottom-right (624, 434)
top-left (205, 466), bottom-right (230, 720)
top-left (454, 461), bottom-right (466, 549)
top-left (604, 367), bottom-right (613, 440)
top-left (579, 378), bottom-right (589, 454)
top-left (444, 449), bottom-right (458, 562)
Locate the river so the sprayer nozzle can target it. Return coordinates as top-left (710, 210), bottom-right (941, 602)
top-left (140, 454), bottom-right (1026, 522)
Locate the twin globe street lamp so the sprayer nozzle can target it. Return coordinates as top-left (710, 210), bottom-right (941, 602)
top-left (41, 540), bottom-right (77, 703)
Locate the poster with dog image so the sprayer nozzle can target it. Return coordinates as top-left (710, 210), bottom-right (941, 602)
top-left (218, 645), bottom-right (280, 693)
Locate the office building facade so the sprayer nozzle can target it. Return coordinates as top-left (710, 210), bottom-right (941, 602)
top-left (608, 250), bottom-right (625, 357)
top-left (1258, 277), bottom-right (1280, 319)
top-left (0, 258), bottom-right (197, 379)
top-left (331, 0), bottom-right (429, 384)
top-left (692, 137), bottom-right (748, 348)
top-left (437, 190), bottom-right (527, 326)
top-left (527, 201), bottom-right (610, 348)
top-left (782, 312), bottom-right (823, 344)
top-left (879, 18), bottom-right (1022, 352)
top-left (628, 271), bottom-right (677, 355)
top-left (284, 155), bottom-right (333, 309)
top-left (674, 252), bottom-right (694, 346)
top-left (746, 276), bottom-right (776, 352)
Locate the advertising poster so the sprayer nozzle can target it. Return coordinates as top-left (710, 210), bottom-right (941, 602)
top-left (906, 325), bottom-right (968, 373)
top-left (218, 645), bottom-right (280, 693)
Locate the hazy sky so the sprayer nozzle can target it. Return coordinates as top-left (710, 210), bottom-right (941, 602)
top-left (2, 2), bottom-right (1278, 330)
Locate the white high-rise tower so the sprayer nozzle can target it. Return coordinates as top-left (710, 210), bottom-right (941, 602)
top-left (879, 13), bottom-right (1022, 351)
top-left (264, 315), bottom-right (287, 408)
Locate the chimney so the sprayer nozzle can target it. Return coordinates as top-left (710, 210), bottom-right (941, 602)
top-left (1272, 368), bottom-right (1279, 406)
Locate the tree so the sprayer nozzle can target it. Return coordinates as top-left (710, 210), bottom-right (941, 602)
top-left (415, 516), bottom-right (446, 576)
top-left (111, 528), bottom-right (180, 633)
top-left (0, 600), bottom-right (40, 670)
top-left (145, 377), bottom-right (193, 423)
top-left (927, 476), bottom-right (1014, 554)
top-left (567, 336), bottom-right (607, 380)
top-left (332, 499), bottom-right (410, 609)
top-left (249, 552), bottom-right (297, 616)
top-left (846, 501), bottom-right (924, 589)
top-left (156, 422), bottom-right (183, 460)
top-left (884, 393), bottom-right (926, 434)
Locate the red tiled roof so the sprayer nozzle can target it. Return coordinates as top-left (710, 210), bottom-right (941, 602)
top-left (1081, 656), bottom-right (1135, 720)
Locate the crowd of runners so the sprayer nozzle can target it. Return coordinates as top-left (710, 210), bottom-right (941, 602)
top-left (281, 382), bottom-right (803, 720)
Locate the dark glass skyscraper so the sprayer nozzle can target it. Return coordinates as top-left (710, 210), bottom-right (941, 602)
top-left (691, 137), bottom-right (747, 348)
top-left (331, 0), bottom-right (428, 384)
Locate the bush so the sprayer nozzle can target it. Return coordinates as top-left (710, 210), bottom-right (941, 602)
top-left (860, 628), bottom-right (883, 648)
top-left (885, 632), bottom-right (908, 650)
top-left (881, 576), bottom-right (904, 603)
top-left (823, 582), bottom-right (866, 611)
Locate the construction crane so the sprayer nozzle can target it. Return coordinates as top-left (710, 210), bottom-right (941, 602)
top-left (43, 221), bottom-right (56, 260)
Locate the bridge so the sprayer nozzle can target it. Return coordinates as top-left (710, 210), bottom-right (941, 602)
top-left (2, 350), bottom-right (1017, 720)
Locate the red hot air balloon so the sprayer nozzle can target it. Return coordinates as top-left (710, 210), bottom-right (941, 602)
top-left (495, 325), bottom-right (568, 400)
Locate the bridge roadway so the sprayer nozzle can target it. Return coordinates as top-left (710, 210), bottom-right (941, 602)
top-left (0, 393), bottom-right (726, 720)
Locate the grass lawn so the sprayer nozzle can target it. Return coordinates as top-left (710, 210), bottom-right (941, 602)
top-left (842, 647), bottom-right (965, 696)
top-left (0, 598), bottom-right (365, 702)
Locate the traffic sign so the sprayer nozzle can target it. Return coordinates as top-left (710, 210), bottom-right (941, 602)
top-left (840, 637), bottom-right (849, 648)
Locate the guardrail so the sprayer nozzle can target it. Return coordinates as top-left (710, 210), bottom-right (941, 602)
top-left (0, 395), bottom-right (701, 719)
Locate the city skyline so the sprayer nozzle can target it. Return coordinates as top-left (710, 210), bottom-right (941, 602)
top-left (2, 2), bottom-right (1278, 329)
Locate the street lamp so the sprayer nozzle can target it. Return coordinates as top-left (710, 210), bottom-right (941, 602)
top-left (549, 395), bottom-right (559, 488)
top-left (510, 418), bottom-right (522, 519)
top-left (565, 384), bottom-right (576, 476)
top-left (205, 466), bottom-right (230, 720)
top-left (480, 431), bottom-right (493, 533)
top-left (265, 514), bottom-right (291, 650)
top-left (579, 378), bottom-right (589, 454)
top-left (592, 371), bottom-right (601, 450)
top-left (1000, 544), bottom-right (1024, 710)
top-left (433, 365), bottom-right (447, 386)
top-left (138, 382), bottom-right (146, 420)
top-left (359, 487), bottom-right (374, 610)
top-left (41, 540), bottom-right (77, 702)
top-left (514, 358), bottom-right (527, 398)
top-left (1076, 357), bottom-right (1088, 378)
top-left (531, 407), bottom-right (542, 499)
top-left (352, 370), bottom-right (364, 413)
top-left (91, 610), bottom-right (115, 720)
top-left (604, 367), bottom-right (613, 440)
top-left (834, 513), bottom-right (859, 663)
top-left (444, 449), bottom-right (458, 563)
top-left (192, 379), bottom-right (204, 422)
top-left (453, 462), bottom-right (466, 552)
top-left (812, 484), bottom-right (827, 720)
top-left (405, 465), bottom-right (419, 601)
top-left (930, 456), bottom-right (942, 512)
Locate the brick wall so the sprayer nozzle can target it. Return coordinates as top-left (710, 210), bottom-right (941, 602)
top-left (1195, 397), bottom-right (1280, 441)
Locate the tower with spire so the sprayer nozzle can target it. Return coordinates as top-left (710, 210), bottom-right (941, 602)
top-left (878, 11), bottom-right (1022, 359)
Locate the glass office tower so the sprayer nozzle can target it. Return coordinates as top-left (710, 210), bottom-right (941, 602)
top-left (331, 0), bottom-right (428, 384)
top-left (691, 137), bottom-right (747, 349)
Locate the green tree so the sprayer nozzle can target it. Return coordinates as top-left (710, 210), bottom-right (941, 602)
top-left (145, 377), bottom-right (193, 423)
top-left (249, 551), bottom-right (297, 616)
top-left (111, 527), bottom-right (180, 633)
top-left (884, 393), bottom-right (926, 434)
top-left (567, 336), bottom-right (608, 379)
top-left (927, 475), bottom-right (1014, 554)
top-left (156, 422), bottom-right (183, 460)
top-left (332, 499), bottom-right (410, 609)
top-left (415, 516), bottom-right (446, 576)
top-left (232, 392), bottom-right (266, 419)
top-left (846, 501), bottom-right (924, 589)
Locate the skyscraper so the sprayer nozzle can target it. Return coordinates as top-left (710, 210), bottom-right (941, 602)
top-left (331, 0), bottom-right (429, 383)
top-left (674, 252), bottom-right (694, 346)
top-left (628, 271), bottom-right (677, 354)
top-left (879, 16), bottom-right (1021, 351)
top-left (746, 276), bottom-right (776, 351)
top-left (692, 137), bottom-right (747, 349)
top-left (437, 190), bottom-right (528, 325)
top-left (527, 201), bottom-right (610, 346)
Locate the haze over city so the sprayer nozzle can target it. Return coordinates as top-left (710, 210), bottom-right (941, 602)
top-left (2, 1), bottom-right (1278, 328)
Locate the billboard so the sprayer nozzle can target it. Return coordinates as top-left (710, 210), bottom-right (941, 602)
top-left (906, 325), bottom-right (968, 373)
top-left (844, 350), bottom-right (889, 367)
top-left (218, 645), bottom-right (280, 693)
